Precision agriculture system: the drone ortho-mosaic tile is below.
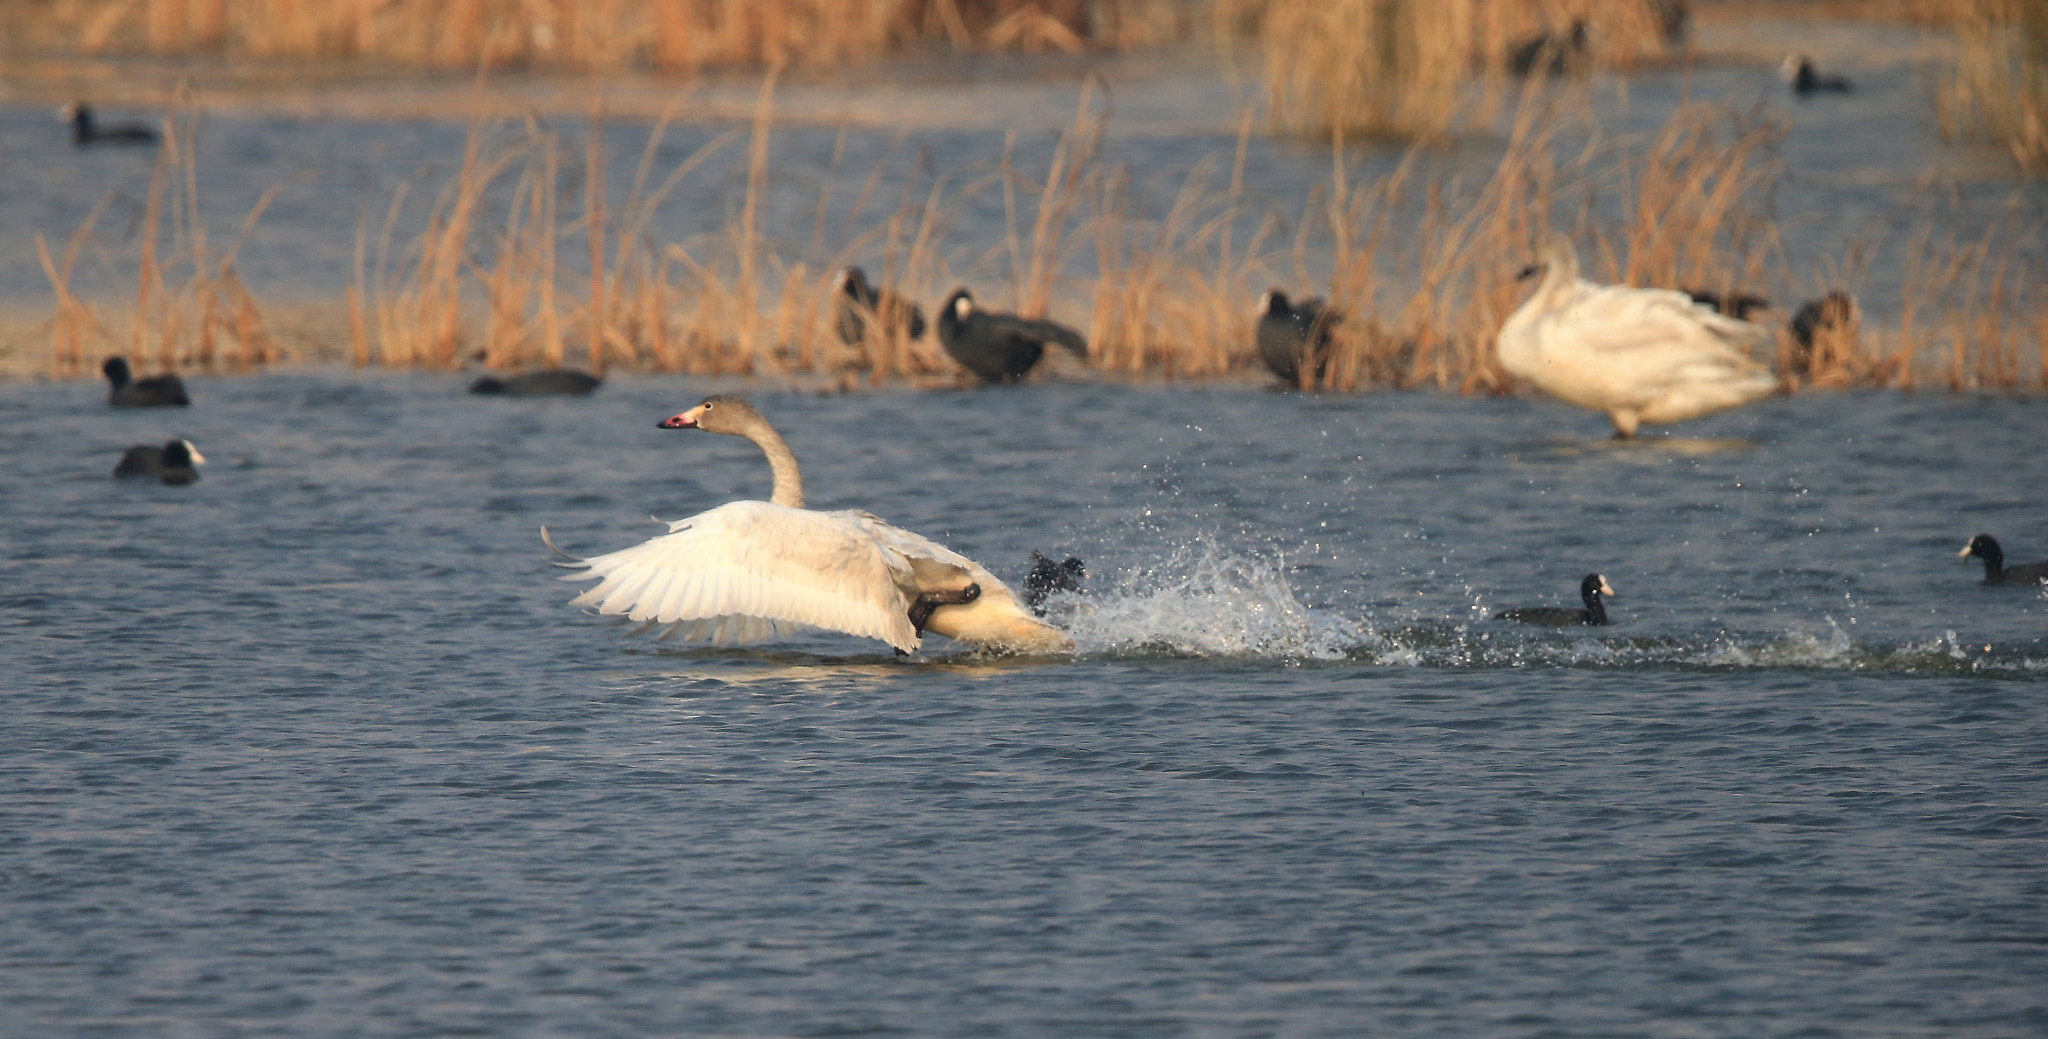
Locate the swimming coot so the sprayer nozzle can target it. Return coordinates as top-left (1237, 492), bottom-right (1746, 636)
top-left (63, 103), bottom-right (159, 146)
top-left (113, 438), bottom-right (205, 485)
top-left (468, 369), bottom-right (603, 396)
top-left (1495, 573), bottom-right (1616, 626)
top-left (1959, 534), bottom-right (2048, 585)
top-left (103, 357), bottom-right (190, 407)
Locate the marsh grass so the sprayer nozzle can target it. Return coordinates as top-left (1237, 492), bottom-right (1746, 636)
top-left (25, 0), bottom-right (1190, 71)
top-left (1929, 0), bottom-right (2048, 171)
top-left (1228, 0), bottom-right (1686, 141)
top-left (41, 87), bottom-right (2048, 394)
top-left (37, 108), bottom-right (278, 379)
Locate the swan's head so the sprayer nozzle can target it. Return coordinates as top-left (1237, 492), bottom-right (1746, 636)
top-left (946, 288), bottom-right (976, 320)
top-left (176, 439), bottom-right (206, 466)
top-left (1257, 289), bottom-right (1287, 318)
top-left (1524, 231), bottom-right (1580, 287)
top-left (1780, 54), bottom-right (1811, 82)
top-left (658, 394), bottom-right (763, 434)
top-left (1583, 573), bottom-right (1616, 599)
top-left (1960, 534), bottom-right (2000, 563)
top-left (836, 266), bottom-right (865, 296)
top-left (102, 356), bottom-right (131, 382)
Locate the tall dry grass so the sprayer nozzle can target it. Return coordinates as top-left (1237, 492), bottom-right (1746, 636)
top-left (23, 0), bottom-right (1193, 70)
top-left (37, 108), bottom-right (278, 379)
top-left (43, 87), bottom-right (2047, 394)
top-left (1929, 0), bottom-right (2048, 172)
top-left (1223, 0), bottom-right (1688, 141)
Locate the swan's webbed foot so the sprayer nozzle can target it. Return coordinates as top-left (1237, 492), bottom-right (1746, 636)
top-left (909, 583), bottom-right (981, 633)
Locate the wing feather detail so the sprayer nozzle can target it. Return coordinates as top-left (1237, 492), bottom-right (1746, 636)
top-left (562, 501), bottom-right (923, 651)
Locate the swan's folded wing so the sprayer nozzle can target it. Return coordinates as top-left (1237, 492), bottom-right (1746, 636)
top-left (1560, 286), bottom-right (1773, 358)
top-left (562, 500), bottom-right (922, 651)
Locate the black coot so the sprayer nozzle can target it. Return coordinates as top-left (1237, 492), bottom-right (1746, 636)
top-left (1023, 552), bottom-right (1087, 617)
top-left (65, 103), bottom-right (159, 146)
top-left (469, 369), bottom-right (603, 396)
top-left (834, 267), bottom-right (926, 345)
top-left (1495, 573), bottom-right (1615, 626)
top-left (936, 289), bottom-right (1087, 384)
top-left (1959, 534), bottom-right (2048, 585)
top-left (104, 357), bottom-right (189, 407)
top-left (114, 439), bottom-right (204, 485)
top-left (1255, 289), bottom-right (1339, 387)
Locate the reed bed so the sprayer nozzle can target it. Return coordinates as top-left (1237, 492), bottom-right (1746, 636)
top-left (19, 0), bottom-right (1194, 71)
top-left (40, 88), bottom-right (2048, 393)
top-left (1224, 0), bottom-right (1688, 141)
top-left (1927, 0), bottom-right (2048, 171)
top-left (36, 108), bottom-right (278, 380)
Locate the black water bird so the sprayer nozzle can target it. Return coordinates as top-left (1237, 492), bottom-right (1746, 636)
top-left (1684, 288), bottom-right (1771, 322)
top-left (1507, 20), bottom-right (1590, 77)
top-left (1255, 289), bottom-right (1339, 387)
top-left (936, 288), bottom-right (1088, 384)
top-left (63, 103), bottom-right (159, 146)
top-left (1959, 534), bottom-right (2048, 585)
top-left (1782, 55), bottom-right (1853, 95)
top-left (468, 369), bottom-right (603, 396)
top-left (104, 356), bottom-right (189, 407)
top-left (1023, 552), bottom-right (1087, 616)
top-left (834, 266), bottom-right (926, 346)
top-left (1495, 573), bottom-right (1616, 626)
top-left (1787, 290), bottom-right (1859, 376)
top-left (114, 438), bottom-right (205, 485)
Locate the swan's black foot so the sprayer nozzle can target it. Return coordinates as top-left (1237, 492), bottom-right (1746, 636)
top-left (909, 583), bottom-right (981, 632)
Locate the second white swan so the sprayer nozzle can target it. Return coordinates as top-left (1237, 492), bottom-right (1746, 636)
top-left (1496, 232), bottom-right (1777, 438)
top-left (546, 395), bottom-right (1070, 655)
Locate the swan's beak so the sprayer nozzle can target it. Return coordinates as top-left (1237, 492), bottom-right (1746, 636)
top-left (1598, 577), bottom-right (1617, 598)
top-left (185, 443), bottom-right (207, 466)
top-left (1958, 541), bottom-right (1975, 559)
top-left (658, 405), bottom-right (705, 430)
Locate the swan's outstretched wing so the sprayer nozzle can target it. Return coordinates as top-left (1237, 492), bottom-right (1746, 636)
top-left (559, 500), bottom-right (925, 652)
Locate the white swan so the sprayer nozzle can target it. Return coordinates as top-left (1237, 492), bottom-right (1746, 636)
top-left (545, 395), bottom-right (1070, 655)
top-left (1496, 232), bottom-right (1777, 438)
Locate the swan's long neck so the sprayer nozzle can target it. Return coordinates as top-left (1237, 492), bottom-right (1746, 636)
top-left (743, 422), bottom-right (805, 508)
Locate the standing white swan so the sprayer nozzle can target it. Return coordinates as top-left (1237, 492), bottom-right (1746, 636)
top-left (544, 395), bottom-right (1070, 655)
top-left (1496, 232), bottom-right (1777, 438)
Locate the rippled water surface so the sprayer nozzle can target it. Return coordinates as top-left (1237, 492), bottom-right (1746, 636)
top-left (3, 372), bottom-right (2045, 1036)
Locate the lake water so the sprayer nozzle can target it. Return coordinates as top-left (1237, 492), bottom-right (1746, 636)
top-left (3, 371), bottom-right (2044, 1036)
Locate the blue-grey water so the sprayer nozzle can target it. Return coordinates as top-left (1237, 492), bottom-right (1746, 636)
top-left (4, 371), bottom-right (2045, 1036)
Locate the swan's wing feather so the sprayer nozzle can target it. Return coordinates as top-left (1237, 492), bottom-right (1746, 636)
top-left (564, 501), bottom-right (921, 651)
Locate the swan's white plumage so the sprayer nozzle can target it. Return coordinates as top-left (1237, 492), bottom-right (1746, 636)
top-left (553, 396), bottom-right (1070, 654)
top-left (1497, 232), bottom-right (1777, 436)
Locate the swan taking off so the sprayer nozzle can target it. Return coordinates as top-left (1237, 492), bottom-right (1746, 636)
top-left (1496, 232), bottom-right (1777, 438)
top-left (545, 395), bottom-right (1070, 655)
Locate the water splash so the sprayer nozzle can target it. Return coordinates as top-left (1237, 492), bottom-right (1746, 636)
top-left (1058, 540), bottom-right (1363, 660)
top-left (1039, 545), bottom-right (2045, 677)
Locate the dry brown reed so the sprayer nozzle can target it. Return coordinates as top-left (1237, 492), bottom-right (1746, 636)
top-left (1225, 0), bottom-right (1686, 141)
top-left (26, 0), bottom-right (1190, 71)
top-left (36, 108), bottom-right (278, 379)
top-left (50, 84), bottom-right (2044, 396)
top-left (1929, 0), bottom-right (2048, 172)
